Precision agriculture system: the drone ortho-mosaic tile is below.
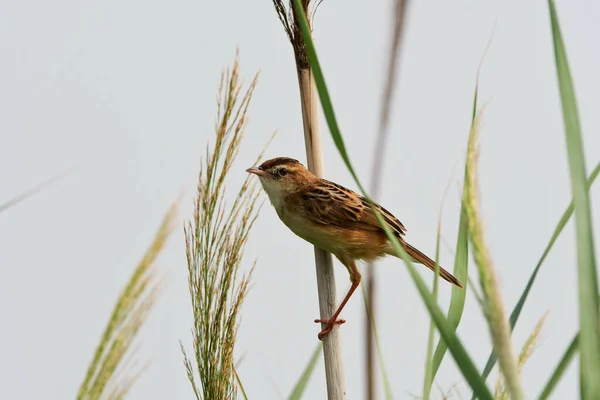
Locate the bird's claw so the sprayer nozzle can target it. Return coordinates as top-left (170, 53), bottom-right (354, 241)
top-left (314, 317), bottom-right (346, 340)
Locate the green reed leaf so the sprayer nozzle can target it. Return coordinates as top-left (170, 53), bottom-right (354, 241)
top-left (288, 344), bottom-right (323, 400)
top-left (548, 1), bottom-right (600, 398)
top-left (290, 2), bottom-right (493, 398)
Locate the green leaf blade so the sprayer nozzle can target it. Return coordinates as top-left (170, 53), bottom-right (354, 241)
top-left (430, 76), bottom-right (477, 385)
top-left (478, 161), bottom-right (600, 384)
top-left (539, 334), bottom-right (579, 400)
top-left (288, 344), bottom-right (323, 400)
top-left (431, 207), bottom-right (469, 381)
top-left (361, 280), bottom-right (394, 399)
top-left (290, 2), bottom-right (493, 398)
top-left (423, 225), bottom-right (444, 400)
top-left (548, 1), bottom-right (600, 398)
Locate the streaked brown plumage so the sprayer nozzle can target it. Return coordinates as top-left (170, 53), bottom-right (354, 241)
top-left (247, 157), bottom-right (463, 340)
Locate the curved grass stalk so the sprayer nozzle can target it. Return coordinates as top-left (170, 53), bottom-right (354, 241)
top-left (77, 203), bottom-right (177, 400)
top-left (464, 112), bottom-right (523, 400)
top-left (494, 312), bottom-right (548, 399)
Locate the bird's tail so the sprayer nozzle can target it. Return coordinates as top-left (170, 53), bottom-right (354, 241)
top-left (393, 242), bottom-right (464, 288)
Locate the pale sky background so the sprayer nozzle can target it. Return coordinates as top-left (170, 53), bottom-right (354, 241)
top-left (1, 0), bottom-right (599, 399)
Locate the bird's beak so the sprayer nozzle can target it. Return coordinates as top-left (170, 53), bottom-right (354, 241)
top-left (246, 167), bottom-right (265, 176)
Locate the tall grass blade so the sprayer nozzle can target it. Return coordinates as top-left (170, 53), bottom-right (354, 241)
top-left (234, 368), bottom-right (249, 400)
top-left (539, 333), bottom-right (578, 400)
top-left (423, 223), bottom-right (443, 400)
top-left (76, 203), bottom-right (176, 400)
top-left (291, 2), bottom-right (493, 398)
top-left (539, 297), bottom-right (599, 399)
top-left (432, 28), bottom-right (499, 389)
top-left (478, 161), bottom-right (600, 385)
top-left (424, 177), bottom-right (456, 398)
top-left (288, 344), bottom-right (323, 400)
top-left (431, 212), bottom-right (469, 381)
top-left (361, 281), bottom-right (393, 400)
top-left (429, 58), bottom-right (488, 384)
top-left (548, 1), bottom-right (600, 397)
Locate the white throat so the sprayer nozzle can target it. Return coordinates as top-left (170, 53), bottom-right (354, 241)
top-left (259, 177), bottom-right (287, 214)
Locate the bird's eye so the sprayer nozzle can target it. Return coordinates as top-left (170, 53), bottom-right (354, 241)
top-left (278, 168), bottom-right (288, 177)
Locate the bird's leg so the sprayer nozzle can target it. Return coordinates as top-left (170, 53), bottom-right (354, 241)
top-left (314, 259), bottom-right (361, 340)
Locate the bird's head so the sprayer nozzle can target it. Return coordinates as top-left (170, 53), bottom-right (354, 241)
top-left (246, 157), bottom-right (312, 201)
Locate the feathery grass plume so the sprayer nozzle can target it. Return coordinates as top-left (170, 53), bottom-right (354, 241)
top-left (272, 1), bottom-right (346, 398)
top-left (181, 53), bottom-right (267, 400)
top-left (463, 111), bottom-right (523, 400)
top-left (77, 202), bottom-right (177, 400)
top-left (494, 312), bottom-right (548, 399)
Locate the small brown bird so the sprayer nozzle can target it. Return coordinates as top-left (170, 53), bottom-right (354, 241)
top-left (247, 157), bottom-right (463, 340)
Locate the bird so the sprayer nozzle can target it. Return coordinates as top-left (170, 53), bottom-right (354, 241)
top-left (246, 156), bottom-right (463, 340)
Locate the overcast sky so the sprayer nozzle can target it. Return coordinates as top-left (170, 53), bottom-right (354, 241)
top-left (1, 0), bottom-right (599, 399)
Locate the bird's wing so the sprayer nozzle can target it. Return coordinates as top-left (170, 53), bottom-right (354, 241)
top-left (297, 179), bottom-right (407, 236)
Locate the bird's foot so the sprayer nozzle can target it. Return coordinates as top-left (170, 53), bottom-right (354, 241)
top-left (314, 317), bottom-right (346, 340)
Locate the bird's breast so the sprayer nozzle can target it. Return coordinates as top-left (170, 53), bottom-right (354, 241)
top-left (279, 210), bottom-right (391, 261)
top-left (279, 211), bottom-right (346, 254)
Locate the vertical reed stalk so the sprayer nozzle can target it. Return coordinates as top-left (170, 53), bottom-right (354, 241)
top-left (77, 203), bottom-right (177, 400)
top-left (365, 1), bottom-right (408, 398)
top-left (272, 1), bottom-right (346, 398)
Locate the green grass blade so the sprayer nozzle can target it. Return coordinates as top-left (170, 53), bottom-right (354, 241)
top-left (289, 0), bottom-right (358, 183)
top-left (430, 67), bottom-right (481, 384)
top-left (548, 1), bottom-right (600, 397)
top-left (234, 368), bottom-right (249, 400)
top-left (374, 318), bottom-right (393, 400)
top-left (477, 161), bottom-right (600, 385)
top-left (538, 333), bottom-right (579, 400)
top-left (434, 210), bottom-right (469, 347)
top-left (423, 225), bottom-right (443, 400)
top-left (431, 207), bottom-right (469, 381)
top-left (361, 282), bottom-right (393, 399)
top-left (291, 2), bottom-right (493, 398)
top-left (288, 344), bottom-right (323, 400)
top-left (539, 298), bottom-right (600, 399)
top-left (383, 214), bottom-right (493, 400)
